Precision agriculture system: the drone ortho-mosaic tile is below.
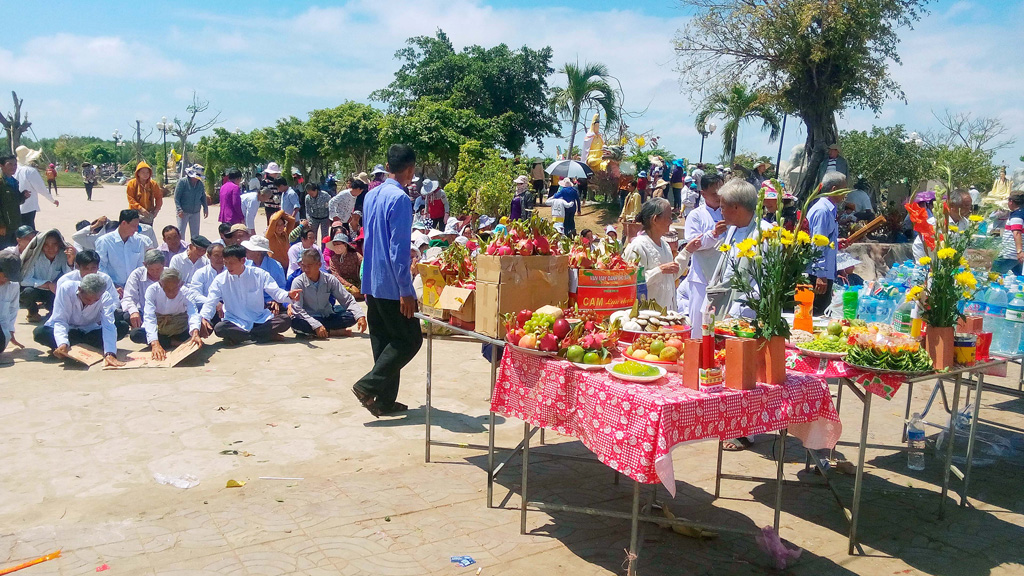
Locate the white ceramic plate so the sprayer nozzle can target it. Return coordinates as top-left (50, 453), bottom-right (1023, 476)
top-left (570, 361), bottom-right (607, 371)
top-left (605, 361), bottom-right (667, 383)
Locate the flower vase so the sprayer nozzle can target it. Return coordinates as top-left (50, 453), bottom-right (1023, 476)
top-left (926, 326), bottom-right (955, 370)
top-left (756, 336), bottom-right (787, 385)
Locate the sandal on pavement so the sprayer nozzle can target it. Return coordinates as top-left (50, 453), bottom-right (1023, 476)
top-left (351, 387), bottom-right (382, 418)
top-left (721, 437), bottom-right (753, 452)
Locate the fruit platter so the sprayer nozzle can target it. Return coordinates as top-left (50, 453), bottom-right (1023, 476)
top-left (714, 318), bottom-right (757, 339)
top-left (621, 334), bottom-right (685, 372)
top-left (844, 325), bottom-right (933, 375)
top-left (503, 306), bottom-right (620, 367)
top-left (605, 360), bottom-right (667, 384)
top-left (610, 299), bottom-right (690, 343)
top-left (793, 320), bottom-right (852, 359)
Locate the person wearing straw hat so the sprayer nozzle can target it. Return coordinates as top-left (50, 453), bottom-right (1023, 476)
top-left (815, 143), bottom-right (849, 185)
top-left (511, 175), bottom-right (529, 221)
top-left (242, 235), bottom-right (287, 293)
top-left (327, 232), bottom-right (362, 298)
top-left (15, 146), bottom-right (58, 230)
top-left (747, 160), bottom-right (771, 190)
top-left (0, 250), bottom-right (23, 355)
top-left (174, 164), bottom-right (209, 239)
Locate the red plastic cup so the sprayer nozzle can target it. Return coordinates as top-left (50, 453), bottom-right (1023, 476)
top-left (975, 332), bottom-right (992, 361)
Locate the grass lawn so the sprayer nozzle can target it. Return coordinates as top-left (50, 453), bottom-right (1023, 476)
top-left (45, 171), bottom-right (104, 189)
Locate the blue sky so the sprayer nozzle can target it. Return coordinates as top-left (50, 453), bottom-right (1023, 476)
top-left (3, 0), bottom-right (1022, 168)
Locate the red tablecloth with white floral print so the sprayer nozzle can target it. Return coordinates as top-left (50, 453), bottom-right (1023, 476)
top-left (783, 349), bottom-right (907, 400)
top-left (492, 348), bottom-right (843, 496)
top-left (783, 349), bottom-right (1009, 401)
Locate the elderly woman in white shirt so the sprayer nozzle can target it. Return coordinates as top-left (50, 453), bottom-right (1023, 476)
top-left (130, 267), bottom-right (203, 360)
top-left (624, 198), bottom-right (700, 311)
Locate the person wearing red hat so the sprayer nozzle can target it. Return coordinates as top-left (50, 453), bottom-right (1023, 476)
top-left (45, 163), bottom-right (58, 197)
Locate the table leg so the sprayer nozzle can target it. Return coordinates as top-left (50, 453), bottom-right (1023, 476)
top-left (849, 391), bottom-right (871, 555)
top-left (714, 438), bottom-right (724, 498)
top-left (520, 422), bottom-right (530, 535)
top-left (425, 319), bottom-right (433, 464)
top-left (960, 373), bottom-right (986, 508)
top-left (1018, 359), bottom-right (1023, 392)
top-left (775, 430), bottom-right (787, 531)
top-left (835, 378), bottom-right (844, 414)
top-left (901, 381), bottom-right (915, 443)
top-left (627, 481), bottom-right (641, 576)
top-left (487, 347), bottom-right (498, 508)
top-left (939, 373), bottom-right (962, 519)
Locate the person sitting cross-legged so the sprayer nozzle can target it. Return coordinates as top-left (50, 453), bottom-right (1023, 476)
top-left (33, 273), bottom-right (127, 367)
top-left (19, 229), bottom-right (74, 321)
top-left (129, 268), bottom-right (204, 359)
top-left (288, 248), bottom-right (367, 339)
top-left (121, 249), bottom-right (165, 332)
top-left (200, 244), bottom-right (296, 345)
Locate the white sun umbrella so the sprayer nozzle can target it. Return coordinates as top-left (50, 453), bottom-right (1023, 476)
top-left (545, 159), bottom-right (594, 180)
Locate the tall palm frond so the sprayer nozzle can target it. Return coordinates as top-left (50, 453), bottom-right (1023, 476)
top-left (550, 61), bottom-right (620, 157)
top-left (695, 84), bottom-right (780, 164)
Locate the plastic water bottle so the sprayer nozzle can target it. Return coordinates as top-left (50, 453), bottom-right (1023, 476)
top-left (984, 284), bottom-right (1009, 347)
top-left (636, 264), bottom-right (648, 301)
top-left (965, 285), bottom-right (987, 316)
top-left (1004, 292), bottom-right (1024, 354)
top-left (907, 413), bottom-right (926, 471)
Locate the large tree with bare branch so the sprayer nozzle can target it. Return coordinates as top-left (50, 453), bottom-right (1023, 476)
top-left (172, 92), bottom-right (222, 174)
top-left (0, 92), bottom-right (31, 154)
top-left (675, 0), bottom-right (929, 197)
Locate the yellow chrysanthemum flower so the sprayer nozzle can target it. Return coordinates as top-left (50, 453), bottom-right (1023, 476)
top-left (797, 231), bottom-right (811, 244)
top-left (959, 257), bottom-right (968, 267)
top-left (954, 271), bottom-right (978, 289)
top-left (812, 234), bottom-right (830, 247)
top-left (949, 225), bottom-right (959, 233)
top-left (989, 272), bottom-right (1002, 281)
top-left (937, 247), bottom-right (957, 260)
top-left (738, 249), bottom-right (756, 259)
top-left (718, 244), bottom-right (731, 253)
top-left (969, 215), bottom-right (983, 223)
top-left (918, 256), bottom-right (932, 266)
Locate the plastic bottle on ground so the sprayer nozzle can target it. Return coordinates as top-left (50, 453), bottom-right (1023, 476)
top-left (907, 413), bottom-right (926, 471)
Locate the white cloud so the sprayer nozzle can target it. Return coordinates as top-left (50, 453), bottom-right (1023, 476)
top-left (0, 34), bottom-right (184, 85)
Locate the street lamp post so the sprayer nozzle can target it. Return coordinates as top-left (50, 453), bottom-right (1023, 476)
top-left (697, 122), bottom-right (717, 163)
top-left (111, 130), bottom-right (124, 169)
top-left (155, 116), bottom-right (172, 185)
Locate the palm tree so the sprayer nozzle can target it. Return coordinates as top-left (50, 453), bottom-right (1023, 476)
top-left (550, 62), bottom-right (619, 159)
top-left (695, 84), bottom-right (781, 165)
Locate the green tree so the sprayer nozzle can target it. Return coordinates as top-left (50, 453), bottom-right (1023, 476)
top-left (195, 128), bottom-right (260, 201)
top-left (549, 61), bottom-right (619, 159)
top-left (255, 117), bottom-right (325, 184)
top-left (380, 101), bottom-right (499, 182)
top-left (445, 140), bottom-right (523, 218)
top-left (676, 0), bottom-right (929, 197)
top-left (307, 102), bottom-right (383, 173)
top-left (839, 125), bottom-right (930, 196)
top-left (372, 30), bottom-right (558, 153)
top-left (931, 145), bottom-right (997, 191)
top-left (694, 84), bottom-right (781, 165)
top-left (80, 142), bottom-right (115, 165)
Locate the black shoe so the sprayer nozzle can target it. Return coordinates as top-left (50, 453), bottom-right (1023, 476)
top-left (378, 402), bottom-right (408, 415)
top-left (351, 386), bottom-right (382, 418)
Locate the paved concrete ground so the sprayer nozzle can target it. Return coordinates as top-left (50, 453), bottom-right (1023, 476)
top-left (1, 185), bottom-right (1023, 575)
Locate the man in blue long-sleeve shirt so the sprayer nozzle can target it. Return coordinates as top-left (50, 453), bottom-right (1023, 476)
top-left (352, 144), bottom-right (421, 418)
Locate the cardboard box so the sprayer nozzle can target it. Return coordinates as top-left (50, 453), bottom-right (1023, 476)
top-left (569, 268), bottom-right (638, 319)
top-left (957, 315), bottom-right (984, 334)
top-left (474, 255), bottom-right (570, 337)
top-left (439, 286), bottom-right (476, 324)
top-left (724, 338), bottom-right (757, 390)
top-left (418, 264), bottom-right (447, 309)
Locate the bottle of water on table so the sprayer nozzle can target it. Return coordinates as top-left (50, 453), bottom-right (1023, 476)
top-left (907, 413), bottom-right (926, 471)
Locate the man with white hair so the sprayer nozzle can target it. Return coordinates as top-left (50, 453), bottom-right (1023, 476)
top-left (807, 172), bottom-right (848, 314)
top-left (130, 268), bottom-right (203, 359)
top-left (34, 273), bottom-right (127, 366)
top-left (14, 146), bottom-right (58, 230)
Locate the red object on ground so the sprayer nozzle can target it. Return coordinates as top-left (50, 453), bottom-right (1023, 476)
top-left (492, 348), bottom-right (842, 496)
